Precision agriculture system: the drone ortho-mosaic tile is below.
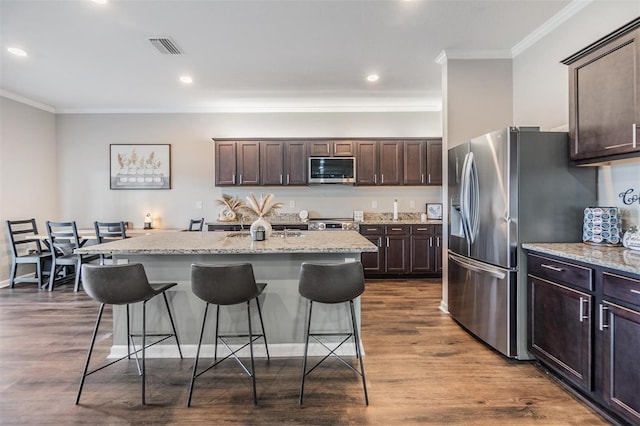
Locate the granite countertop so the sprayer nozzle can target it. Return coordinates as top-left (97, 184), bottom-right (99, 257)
top-left (75, 230), bottom-right (377, 255)
top-left (522, 243), bottom-right (640, 275)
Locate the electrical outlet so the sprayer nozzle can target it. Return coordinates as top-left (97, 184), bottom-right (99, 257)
top-left (409, 200), bottom-right (415, 208)
top-left (289, 200), bottom-right (295, 208)
top-left (195, 200), bottom-right (203, 209)
top-left (372, 200), bottom-right (378, 209)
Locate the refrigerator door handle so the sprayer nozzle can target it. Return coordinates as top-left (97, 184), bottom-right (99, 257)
top-left (460, 152), bottom-right (473, 242)
top-left (460, 152), bottom-right (479, 244)
top-left (449, 252), bottom-right (506, 280)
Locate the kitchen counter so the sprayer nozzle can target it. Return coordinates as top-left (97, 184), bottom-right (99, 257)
top-left (522, 243), bottom-right (640, 275)
top-left (75, 230), bottom-right (376, 255)
top-left (76, 231), bottom-right (376, 359)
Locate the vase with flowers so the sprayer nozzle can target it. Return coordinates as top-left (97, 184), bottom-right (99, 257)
top-left (240, 193), bottom-right (283, 239)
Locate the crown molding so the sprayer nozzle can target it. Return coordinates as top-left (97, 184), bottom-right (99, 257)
top-left (434, 49), bottom-right (512, 64)
top-left (0, 90), bottom-right (56, 113)
top-left (512, 0), bottom-right (595, 57)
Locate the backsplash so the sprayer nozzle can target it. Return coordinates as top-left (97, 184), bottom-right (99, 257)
top-left (598, 161), bottom-right (640, 231)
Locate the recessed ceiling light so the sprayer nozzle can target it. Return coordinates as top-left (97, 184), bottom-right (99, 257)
top-left (366, 74), bottom-right (380, 82)
top-left (8, 47), bottom-right (27, 57)
top-left (179, 75), bottom-right (193, 84)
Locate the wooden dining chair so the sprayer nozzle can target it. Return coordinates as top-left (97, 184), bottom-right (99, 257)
top-left (5, 219), bottom-right (52, 289)
top-left (94, 221), bottom-right (128, 265)
top-left (45, 221), bottom-right (99, 292)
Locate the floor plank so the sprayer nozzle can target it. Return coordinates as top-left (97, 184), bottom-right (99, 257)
top-left (0, 279), bottom-right (609, 425)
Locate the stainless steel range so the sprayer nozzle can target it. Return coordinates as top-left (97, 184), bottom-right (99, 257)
top-left (307, 218), bottom-right (359, 231)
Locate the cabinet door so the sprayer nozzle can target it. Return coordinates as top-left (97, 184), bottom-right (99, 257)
top-left (309, 141), bottom-right (331, 157)
top-left (568, 28), bottom-right (640, 161)
top-left (434, 232), bottom-right (443, 273)
top-left (601, 301), bottom-right (640, 425)
top-left (385, 235), bottom-right (408, 273)
top-left (333, 140), bottom-right (354, 156)
top-left (426, 139), bottom-right (442, 185)
top-left (356, 141), bottom-right (377, 185)
top-left (284, 141), bottom-right (307, 185)
top-left (403, 140), bottom-right (426, 185)
top-left (237, 141), bottom-right (260, 185)
top-left (378, 141), bottom-right (403, 185)
top-left (410, 235), bottom-right (433, 273)
top-left (260, 141), bottom-right (284, 185)
top-left (528, 276), bottom-right (593, 392)
top-left (361, 235), bottom-right (384, 273)
top-left (215, 141), bottom-right (238, 186)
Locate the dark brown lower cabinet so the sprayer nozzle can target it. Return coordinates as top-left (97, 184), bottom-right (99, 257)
top-left (528, 276), bottom-right (593, 392)
top-left (527, 251), bottom-right (640, 425)
top-left (360, 224), bottom-right (441, 277)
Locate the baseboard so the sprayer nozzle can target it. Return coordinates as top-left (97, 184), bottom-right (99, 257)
top-left (108, 341), bottom-right (366, 359)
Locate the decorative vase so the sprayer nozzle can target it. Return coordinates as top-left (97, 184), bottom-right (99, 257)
top-left (250, 216), bottom-right (272, 238)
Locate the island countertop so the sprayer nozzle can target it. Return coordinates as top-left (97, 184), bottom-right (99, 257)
top-left (75, 230), bottom-right (378, 255)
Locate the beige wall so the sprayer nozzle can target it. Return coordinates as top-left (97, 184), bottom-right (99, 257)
top-left (0, 97), bottom-right (58, 283)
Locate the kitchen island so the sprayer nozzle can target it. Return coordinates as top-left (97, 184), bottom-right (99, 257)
top-left (76, 230), bottom-right (377, 358)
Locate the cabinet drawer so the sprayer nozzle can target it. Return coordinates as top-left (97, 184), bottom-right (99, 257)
top-left (208, 224), bottom-right (241, 232)
top-left (384, 225), bottom-right (410, 235)
top-left (603, 272), bottom-right (640, 307)
top-left (359, 225), bottom-right (383, 235)
top-left (527, 254), bottom-right (593, 291)
top-left (411, 225), bottom-right (434, 235)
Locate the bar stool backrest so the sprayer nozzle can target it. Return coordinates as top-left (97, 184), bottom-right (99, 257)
top-left (82, 263), bottom-right (154, 305)
top-left (189, 218), bottom-right (204, 231)
top-left (298, 262), bottom-right (365, 304)
top-left (191, 263), bottom-right (260, 305)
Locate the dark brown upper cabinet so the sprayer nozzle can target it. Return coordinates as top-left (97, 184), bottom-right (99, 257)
top-left (356, 140), bottom-right (402, 185)
top-left (309, 140), bottom-right (354, 157)
top-left (403, 138), bottom-right (441, 186)
top-left (260, 141), bottom-right (307, 185)
top-left (214, 140), bottom-right (260, 186)
top-left (562, 18), bottom-right (640, 165)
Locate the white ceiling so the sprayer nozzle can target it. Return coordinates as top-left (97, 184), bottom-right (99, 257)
top-left (0, 0), bottom-right (579, 113)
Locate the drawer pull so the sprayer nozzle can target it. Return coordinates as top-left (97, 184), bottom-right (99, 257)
top-left (416, 228), bottom-right (428, 231)
top-left (391, 228), bottom-right (402, 231)
top-left (366, 228), bottom-right (378, 231)
top-left (599, 304), bottom-right (609, 331)
top-left (541, 264), bottom-right (563, 272)
top-left (579, 297), bottom-right (588, 323)
top-left (630, 289), bottom-right (640, 295)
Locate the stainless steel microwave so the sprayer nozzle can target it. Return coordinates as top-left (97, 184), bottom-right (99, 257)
top-left (308, 157), bottom-right (356, 184)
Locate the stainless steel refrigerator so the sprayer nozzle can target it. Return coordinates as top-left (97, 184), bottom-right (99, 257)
top-left (447, 127), bottom-right (597, 359)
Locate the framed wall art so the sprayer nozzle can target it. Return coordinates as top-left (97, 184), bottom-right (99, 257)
top-left (426, 203), bottom-right (443, 220)
top-left (110, 144), bottom-right (171, 190)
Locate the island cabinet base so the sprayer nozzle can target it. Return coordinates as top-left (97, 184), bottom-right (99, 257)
top-left (108, 252), bottom-right (363, 359)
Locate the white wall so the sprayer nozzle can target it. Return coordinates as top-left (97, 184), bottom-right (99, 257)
top-left (54, 111), bottom-right (442, 230)
top-left (513, 1), bottom-right (640, 229)
top-left (0, 97), bottom-right (58, 282)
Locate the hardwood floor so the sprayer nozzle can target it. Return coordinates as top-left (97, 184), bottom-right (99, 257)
top-left (0, 279), bottom-right (609, 425)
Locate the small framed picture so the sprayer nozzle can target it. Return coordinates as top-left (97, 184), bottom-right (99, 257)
top-left (426, 203), bottom-right (443, 220)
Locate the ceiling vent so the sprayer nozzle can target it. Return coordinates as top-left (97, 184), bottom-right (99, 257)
top-left (148, 37), bottom-right (183, 55)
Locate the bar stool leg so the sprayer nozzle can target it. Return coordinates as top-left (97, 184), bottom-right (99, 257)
top-left (141, 300), bottom-right (147, 405)
top-left (214, 305), bottom-right (220, 362)
top-left (76, 303), bottom-right (105, 405)
top-left (247, 301), bottom-right (257, 406)
top-left (187, 303), bottom-right (209, 407)
top-left (254, 297), bottom-right (270, 360)
top-left (349, 300), bottom-right (368, 405)
top-left (162, 292), bottom-right (183, 359)
top-left (299, 300), bottom-right (314, 405)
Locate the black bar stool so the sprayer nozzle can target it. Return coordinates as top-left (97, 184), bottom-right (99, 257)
top-left (298, 261), bottom-right (368, 405)
top-left (76, 263), bottom-right (183, 405)
top-left (187, 263), bottom-right (269, 407)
